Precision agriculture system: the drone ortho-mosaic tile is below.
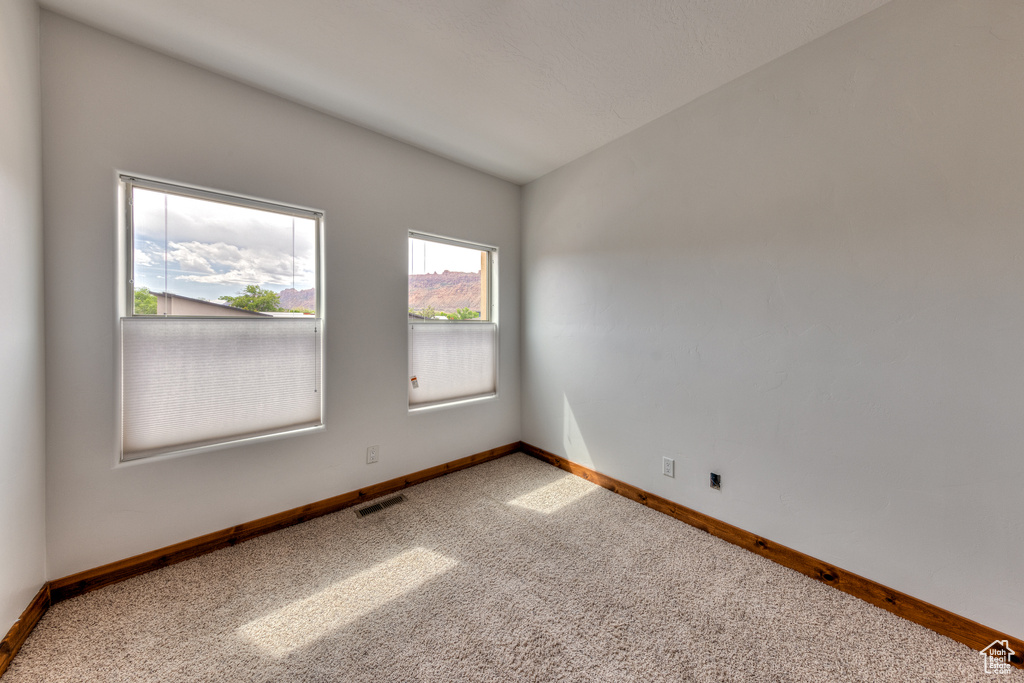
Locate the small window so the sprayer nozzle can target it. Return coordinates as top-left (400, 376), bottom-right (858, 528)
top-left (120, 176), bottom-right (324, 461)
top-left (408, 233), bottom-right (497, 408)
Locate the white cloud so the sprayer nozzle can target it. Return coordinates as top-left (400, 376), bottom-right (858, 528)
top-left (131, 188), bottom-right (317, 298)
top-left (134, 249), bottom-right (155, 266)
top-left (132, 188), bottom-right (316, 256)
top-left (166, 242), bottom-right (217, 274)
top-left (169, 240), bottom-right (314, 288)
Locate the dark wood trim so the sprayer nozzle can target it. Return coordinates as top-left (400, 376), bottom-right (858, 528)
top-left (0, 584), bottom-right (50, 679)
top-left (519, 441), bottom-right (1023, 668)
top-left (50, 442), bottom-right (520, 604)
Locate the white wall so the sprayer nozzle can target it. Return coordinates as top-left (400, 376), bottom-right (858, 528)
top-left (523, 0), bottom-right (1024, 638)
top-left (41, 12), bottom-right (520, 579)
top-left (0, 0), bottom-right (47, 631)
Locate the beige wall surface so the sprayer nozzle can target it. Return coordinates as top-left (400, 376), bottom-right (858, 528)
top-left (41, 12), bottom-right (521, 579)
top-left (0, 0), bottom-right (47, 633)
top-left (523, 0), bottom-right (1024, 638)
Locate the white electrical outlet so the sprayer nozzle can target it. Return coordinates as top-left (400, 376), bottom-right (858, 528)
top-left (366, 445), bottom-right (379, 464)
top-left (662, 457), bottom-right (675, 478)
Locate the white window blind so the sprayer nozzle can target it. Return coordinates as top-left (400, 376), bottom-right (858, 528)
top-left (122, 317), bottom-right (322, 460)
top-left (408, 322), bottom-right (496, 407)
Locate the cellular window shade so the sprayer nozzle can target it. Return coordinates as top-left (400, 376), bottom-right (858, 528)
top-left (409, 322), bottom-right (496, 407)
top-left (122, 317), bottom-right (322, 459)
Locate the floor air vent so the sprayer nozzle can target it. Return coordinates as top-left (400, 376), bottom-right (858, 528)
top-left (356, 494), bottom-right (407, 517)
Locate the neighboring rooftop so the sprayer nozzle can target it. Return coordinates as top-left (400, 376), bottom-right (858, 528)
top-left (151, 292), bottom-right (272, 318)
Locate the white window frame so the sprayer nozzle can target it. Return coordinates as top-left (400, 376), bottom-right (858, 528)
top-left (408, 231), bottom-right (498, 411)
top-left (117, 174), bottom-right (326, 463)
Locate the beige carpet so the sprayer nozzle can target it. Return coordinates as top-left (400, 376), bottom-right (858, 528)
top-left (5, 453), bottom-right (1018, 682)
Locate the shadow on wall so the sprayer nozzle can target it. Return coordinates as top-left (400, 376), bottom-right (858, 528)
top-left (563, 393), bottom-right (594, 469)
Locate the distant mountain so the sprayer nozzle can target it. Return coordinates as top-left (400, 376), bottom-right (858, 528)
top-left (278, 287), bottom-right (316, 312)
top-left (409, 271), bottom-right (481, 314)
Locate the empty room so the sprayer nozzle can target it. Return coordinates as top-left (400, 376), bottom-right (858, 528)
top-left (1, 0), bottom-right (1022, 680)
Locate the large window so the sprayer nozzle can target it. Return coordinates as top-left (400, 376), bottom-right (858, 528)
top-left (408, 233), bottom-right (497, 409)
top-left (120, 176), bottom-right (323, 461)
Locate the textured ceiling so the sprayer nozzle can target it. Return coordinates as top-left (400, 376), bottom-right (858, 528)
top-left (40, 0), bottom-right (891, 183)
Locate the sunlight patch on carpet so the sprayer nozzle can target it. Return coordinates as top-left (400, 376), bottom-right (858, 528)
top-left (507, 475), bottom-right (595, 514)
top-left (239, 547), bottom-right (457, 656)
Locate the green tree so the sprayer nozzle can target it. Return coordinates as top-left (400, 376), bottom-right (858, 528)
top-left (219, 285), bottom-right (283, 312)
top-left (446, 307), bottom-right (479, 320)
top-left (416, 305), bottom-right (437, 319)
top-left (134, 287), bottom-right (157, 315)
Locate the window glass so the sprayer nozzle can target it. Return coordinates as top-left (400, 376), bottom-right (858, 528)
top-left (132, 188), bottom-right (317, 317)
top-left (408, 237), bottom-right (489, 321)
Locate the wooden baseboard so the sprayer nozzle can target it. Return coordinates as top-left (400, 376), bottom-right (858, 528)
top-left (0, 585), bottom-right (50, 679)
top-left (519, 441), bottom-right (1023, 668)
top-left (49, 442), bottom-right (520, 604)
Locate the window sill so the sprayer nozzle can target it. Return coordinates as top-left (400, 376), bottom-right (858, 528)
top-left (116, 423), bottom-right (326, 467)
top-left (408, 393), bottom-right (497, 414)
